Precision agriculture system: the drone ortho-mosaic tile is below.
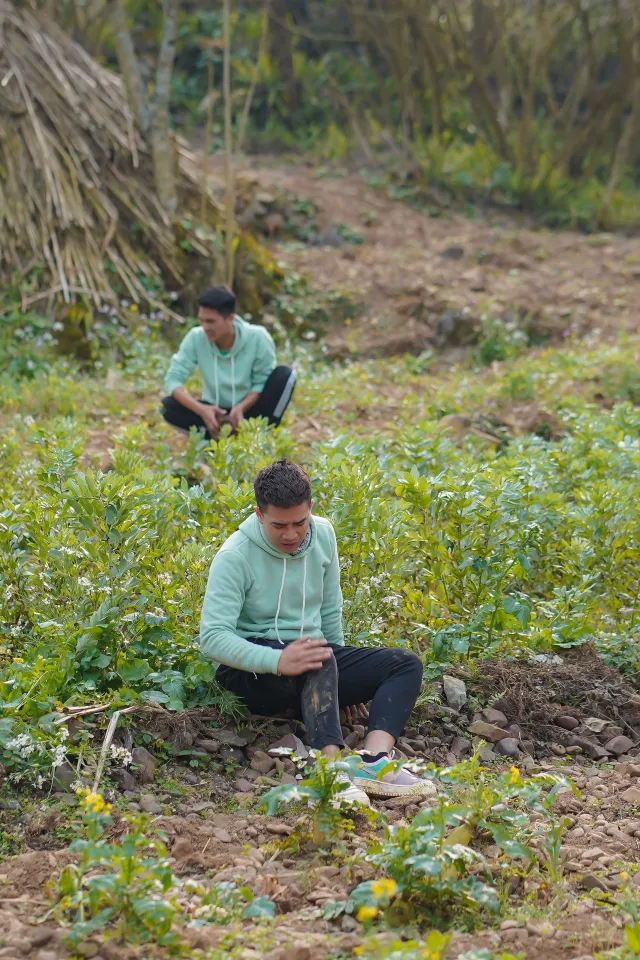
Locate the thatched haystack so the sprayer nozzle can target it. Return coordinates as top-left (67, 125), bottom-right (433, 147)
top-left (0, 0), bottom-right (222, 313)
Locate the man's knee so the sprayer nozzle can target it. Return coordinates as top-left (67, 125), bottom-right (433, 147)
top-left (391, 649), bottom-right (423, 681)
top-left (161, 396), bottom-right (178, 423)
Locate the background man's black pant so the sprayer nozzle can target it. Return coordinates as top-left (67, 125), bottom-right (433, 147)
top-left (161, 365), bottom-right (296, 438)
top-left (217, 641), bottom-right (423, 750)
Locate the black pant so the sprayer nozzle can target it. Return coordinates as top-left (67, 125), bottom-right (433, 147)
top-left (217, 640), bottom-right (423, 750)
top-left (162, 365), bottom-right (296, 438)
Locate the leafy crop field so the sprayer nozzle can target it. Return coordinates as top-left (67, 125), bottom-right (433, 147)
top-left (1, 333), bottom-right (640, 960)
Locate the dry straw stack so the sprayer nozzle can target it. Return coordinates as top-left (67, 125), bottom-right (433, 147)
top-left (0, 0), bottom-right (219, 309)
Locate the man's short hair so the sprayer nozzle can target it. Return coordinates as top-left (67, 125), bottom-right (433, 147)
top-left (198, 285), bottom-right (236, 317)
top-left (254, 459), bottom-right (312, 511)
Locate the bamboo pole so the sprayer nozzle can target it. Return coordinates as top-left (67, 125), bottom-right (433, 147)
top-left (223, 0), bottom-right (235, 287)
top-left (201, 58), bottom-right (215, 226)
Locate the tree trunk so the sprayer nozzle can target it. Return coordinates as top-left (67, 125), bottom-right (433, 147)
top-left (223, 0), bottom-right (235, 286)
top-left (111, 0), bottom-right (151, 137)
top-left (268, 0), bottom-right (299, 110)
top-left (151, 0), bottom-right (179, 217)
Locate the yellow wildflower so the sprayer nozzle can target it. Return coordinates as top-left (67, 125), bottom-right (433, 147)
top-left (371, 877), bottom-right (397, 900)
top-left (620, 871), bottom-right (629, 881)
top-left (77, 789), bottom-right (111, 815)
top-left (129, 304), bottom-right (138, 312)
top-left (357, 905), bottom-right (379, 922)
top-left (13, 657), bottom-right (24, 663)
top-left (507, 766), bottom-right (521, 784)
top-left (422, 951), bottom-right (442, 960)
top-left (54, 700), bottom-right (64, 712)
top-left (353, 948), bottom-right (364, 957)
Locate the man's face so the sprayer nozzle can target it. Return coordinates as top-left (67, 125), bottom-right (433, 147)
top-left (256, 501), bottom-right (312, 553)
top-left (198, 306), bottom-right (234, 343)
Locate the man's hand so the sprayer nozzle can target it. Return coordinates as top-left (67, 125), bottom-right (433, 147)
top-left (228, 405), bottom-right (245, 430)
top-left (278, 637), bottom-right (333, 676)
top-left (344, 703), bottom-right (370, 723)
top-left (199, 403), bottom-right (224, 437)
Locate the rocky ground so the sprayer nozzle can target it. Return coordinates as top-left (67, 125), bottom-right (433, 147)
top-left (1, 654), bottom-right (639, 960)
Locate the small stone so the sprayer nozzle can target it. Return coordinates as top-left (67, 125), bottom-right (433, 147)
top-left (468, 720), bottom-right (510, 742)
top-left (266, 821), bottom-right (292, 836)
top-left (110, 766), bottom-right (138, 793)
top-left (500, 920), bottom-right (519, 931)
top-left (481, 708), bottom-right (509, 728)
top-left (580, 847), bottom-right (604, 860)
top-left (250, 750), bottom-right (276, 775)
top-left (280, 773), bottom-right (297, 784)
top-left (131, 746), bottom-right (157, 783)
top-left (584, 718), bottom-right (609, 734)
top-left (52, 761), bottom-right (76, 791)
top-left (568, 736), bottom-right (608, 760)
top-left (195, 739), bottom-right (220, 754)
top-left (556, 716), bottom-right (580, 731)
top-left (188, 801), bottom-right (215, 812)
top-left (76, 942), bottom-right (99, 959)
top-left (268, 733), bottom-right (309, 760)
top-left (441, 246), bottom-right (465, 260)
top-left (139, 794), bottom-right (162, 814)
top-left (479, 746), bottom-right (496, 762)
top-left (234, 777), bottom-right (256, 793)
top-left (521, 739), bottom-right (535, 756)
top-left (213, 828), bottom-right (232, 843)
top-left (450, 736), bottom-right (472, 759)
top-left (550, 743), bottom-right (566, 756)
top-left (581, 873), bottom-right (609, 892)
top-left (621, 786), bottom-right (640, 803)
top-left (443, 675), bottom-right (467, 710)
top-left (525, 920), bottom-right (555, 938)
top-left (605, 736), bottom-right (635, 756)
top-left (213, 728), bottom-right (249, 747)
top-left (495, 738), bottom-right (521, 759)
top-left (501, 929), bottom-right (528, 944)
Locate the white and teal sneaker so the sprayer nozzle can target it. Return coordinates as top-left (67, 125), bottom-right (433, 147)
top-left (333, 771), bottom-right (371, 807)
top-left (352, 753), bottom-right (437, 799)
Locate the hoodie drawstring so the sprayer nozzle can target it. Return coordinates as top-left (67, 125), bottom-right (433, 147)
top-left (274, 555), bottom-right (307, 645)
top-left (213, 354), bottom-right (235, 410)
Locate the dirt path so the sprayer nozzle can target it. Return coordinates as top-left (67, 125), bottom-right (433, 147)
top-left (214, 157), bottom-right (640, 357)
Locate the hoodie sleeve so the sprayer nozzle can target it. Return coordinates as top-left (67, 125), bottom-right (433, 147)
top-left (320, 526), bottom-right (345, 646)
top-left (249, 328), bottom-right (277, 394)
top-left (200, 547), bottom-right (283, 675)
top-left (164, 328), bottom-right (199, 397)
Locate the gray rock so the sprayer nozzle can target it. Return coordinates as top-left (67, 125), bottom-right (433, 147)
top-left (205, 728), bottom-right (246, 748)
top-left (604, 735), bottom-right (635, 756)
top-left (131, 746), bottom-right (156, 784)
top-left (443, 675), bottom-right (467, 711)
top-left (479, 747), bottom-right (496, 762)
top-left (139, 794), bottom-right (162, 814)
top-left (196, 738), bottom-right (221, 754)
top-left (621, 786), bottom-right (640, 804)
top-left (568, 736), bottom-right (608, 760)
top-left (481, 708), bottom-right (508, 728)
top-left (268, 733), bottom-right (309, 760)
top-left (556, 716), bottom-right (580, 731)
top-left (521, 740), bottom-right (535, 756)
top-left (468, 720), bottom-right (511, 742)
top-left (52, 762), bottom-right (76, 791)
top-left (441, 246), bottom-right (465, 260)
top-left (495, 738), bottom-right (521, 759)
top-left (110, 766), bottom-right (137, 793)
top-left (581, 873), bottom-right (608, 892)
top-left (219, 746), bottom-right (246, 764)
top-left (250, 750), bottom-right (276, 775)
top-left (450, 736), bottom-right (472, 759)
top-left (235, 777), bottom-right (256, 793)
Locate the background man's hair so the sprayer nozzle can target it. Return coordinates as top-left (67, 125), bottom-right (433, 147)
top-left (254, 459), bottom-right (312, 511)
top-left (198, 285), bottom-right (236, 317)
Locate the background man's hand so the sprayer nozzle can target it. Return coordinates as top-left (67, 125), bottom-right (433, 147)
top-left (199, 404), bottom-right (224, 437)
top-left (278, 637), bottom-right (333, 676)
top-left (344, 703), bottom-right (369, 723)
top-left (228, 405), bottom-right (245, 430)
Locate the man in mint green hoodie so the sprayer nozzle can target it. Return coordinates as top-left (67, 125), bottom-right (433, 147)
top-left (162, 285), bottom-right (296, 440)
top-left (200, 459), bottom-right (433, 804)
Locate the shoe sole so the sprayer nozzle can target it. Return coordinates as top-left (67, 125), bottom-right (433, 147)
top-left (333, 792), bottom-right (371, 808)
top-left (353, 778), bottom-right (436, 799)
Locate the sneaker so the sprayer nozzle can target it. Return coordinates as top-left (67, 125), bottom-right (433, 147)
top-left (333, 771), bottom-right (371, 807)
top-left (352, 753), bottom-right (437, 799)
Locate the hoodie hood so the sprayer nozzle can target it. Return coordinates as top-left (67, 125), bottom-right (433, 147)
top-left (238, 512), bottom-right (315, 560)
top-left (238, 513), bottom-right (315, 645)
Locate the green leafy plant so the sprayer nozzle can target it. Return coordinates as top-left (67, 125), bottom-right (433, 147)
top-left (51, 790), bottom-right (178, 947)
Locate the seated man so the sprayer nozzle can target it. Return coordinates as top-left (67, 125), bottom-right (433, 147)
top-left (199, 458), bottom-right (431, 804)
top-left (162, 285), bottom-right (295, 440)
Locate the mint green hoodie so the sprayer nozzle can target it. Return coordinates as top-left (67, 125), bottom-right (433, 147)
top-left (199, 514), bottom-right (344, 675)
top-left (164, 316), bottom-right (276, 408)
